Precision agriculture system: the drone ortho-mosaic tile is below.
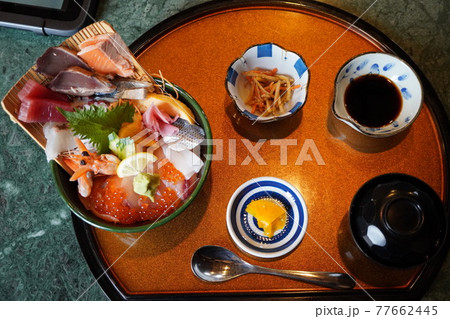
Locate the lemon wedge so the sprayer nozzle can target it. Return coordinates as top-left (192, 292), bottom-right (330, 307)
top-left (137, 93), bottom-right (195, 124)
top-left (116, 152), bottom-right (157, 178)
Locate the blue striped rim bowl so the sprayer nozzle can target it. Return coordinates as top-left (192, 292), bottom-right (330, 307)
top-left (333, 52), bottom-right (423, 137)
top-left (226, 43), bottom-right (310, 123)
top-left (226, 177), bottom-right (308, 259)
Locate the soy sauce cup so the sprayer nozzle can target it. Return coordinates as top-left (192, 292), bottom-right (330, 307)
top-left (332, 52), bottom-right (423, 138)
top-left (349, 174), bottom-right (446, 269)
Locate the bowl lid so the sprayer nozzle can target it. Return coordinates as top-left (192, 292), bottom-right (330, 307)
top-left (349, 173), bottom-right (446, 268)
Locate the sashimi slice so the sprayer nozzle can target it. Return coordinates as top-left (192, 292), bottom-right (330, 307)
top-left (35, 46), bottom-right (92, 77)
top-left (43, 122), bottom-right (77, 161)
top-left (77, 33), bottom-right (134, 78)
top-left (18, 98), bottom-right (72, 123)
top-left (78, 33), bottom-right (133, 64)
top-left (48, 66), bottom-right (116, 96)
top-left (161, 179), bottom-right (190, 201)
top-left (142, 105), bottom-right (179, 137)
top-left (161, 144), bottom-right (203, 180)
top-left (18, 79), bottom-right (69, 102)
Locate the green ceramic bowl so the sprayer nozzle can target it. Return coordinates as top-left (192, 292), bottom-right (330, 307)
top-left (51, 79), bottom-right (212, 233)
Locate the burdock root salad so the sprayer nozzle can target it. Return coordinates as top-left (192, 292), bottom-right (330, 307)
top-left (17, 33), bottom-right (205, 224)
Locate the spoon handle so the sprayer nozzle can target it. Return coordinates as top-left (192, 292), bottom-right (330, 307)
top-left (250, 265), bottom-right (356, 289)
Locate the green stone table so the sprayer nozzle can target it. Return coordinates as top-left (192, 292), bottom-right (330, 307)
top-left (0, 0), bottom-right (448, 300)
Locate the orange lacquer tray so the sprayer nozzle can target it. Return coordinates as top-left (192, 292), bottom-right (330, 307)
top-left (72, 1), bottom-right (450, 300)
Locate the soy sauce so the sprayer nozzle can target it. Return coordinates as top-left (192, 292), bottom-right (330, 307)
top-left (344, 74), bottom-right (402, 127)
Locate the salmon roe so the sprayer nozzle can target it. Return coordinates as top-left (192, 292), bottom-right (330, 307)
top-left (159, 161), bottom-right (185, 183)
top-left (83, 175), bottom-right (181, 224)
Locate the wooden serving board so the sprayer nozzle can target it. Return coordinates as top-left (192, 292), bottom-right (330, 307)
top-left (66, 1), bottom-right (449, 300)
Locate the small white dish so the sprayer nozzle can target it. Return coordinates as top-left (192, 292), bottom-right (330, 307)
top-left (333, 52), bottom-right (423, 137)
top-left (226, 177), bottom-right (308, 259)
top-left (226, 43), bottom-right (310, 123)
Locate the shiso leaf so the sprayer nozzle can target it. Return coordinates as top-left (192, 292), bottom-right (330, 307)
top-left (58, 102), bottom-right (135, 154)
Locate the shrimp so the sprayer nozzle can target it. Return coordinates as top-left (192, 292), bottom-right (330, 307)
top-left (63, 138), bottom-right (120, 197)
top-left (78, 172), bottom-right (93, 198)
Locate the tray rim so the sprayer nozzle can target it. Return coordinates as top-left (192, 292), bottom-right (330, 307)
top-left (72, 0), bottom-right (450, 301)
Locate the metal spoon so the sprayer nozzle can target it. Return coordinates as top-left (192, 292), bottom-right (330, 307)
top-left (191, 245), bottom-right (355, 289)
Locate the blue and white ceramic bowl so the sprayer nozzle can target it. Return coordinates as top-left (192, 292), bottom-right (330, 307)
top-left (226, 43), bottom-right (310, 123)
top-left (226, 177), bottom-right (308, 259)
top-left (333, 52), bottom-right (423, 137)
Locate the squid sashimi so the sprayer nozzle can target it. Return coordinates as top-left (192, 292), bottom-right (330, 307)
top-left (43, 123), bottom-right (78, 161)
top-left (161, 144), bottom-right (203, 180)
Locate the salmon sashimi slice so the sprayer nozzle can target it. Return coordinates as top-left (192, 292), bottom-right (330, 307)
top-left (78, 33), bottom-right (133, 62)
top-left (77, 33), bottom-right (134, 78)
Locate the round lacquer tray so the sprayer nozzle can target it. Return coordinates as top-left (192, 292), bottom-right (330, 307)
top-left (71, 0), bottom-right (449, 300)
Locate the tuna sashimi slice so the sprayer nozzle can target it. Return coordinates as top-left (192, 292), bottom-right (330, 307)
top-left (18, 98), bottom-right (72, 123)
top-left (48, 66), bottom-right (116, 96)
top-left (35, 46), bottom-right (92, 77)
top-left (18, 79), bottom-right (69, 102)
top-left (77, 33), bottom-right (134, 77)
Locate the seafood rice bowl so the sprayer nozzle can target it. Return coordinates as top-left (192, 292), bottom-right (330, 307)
top-left (52, 79), bottom-right (212, 232)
